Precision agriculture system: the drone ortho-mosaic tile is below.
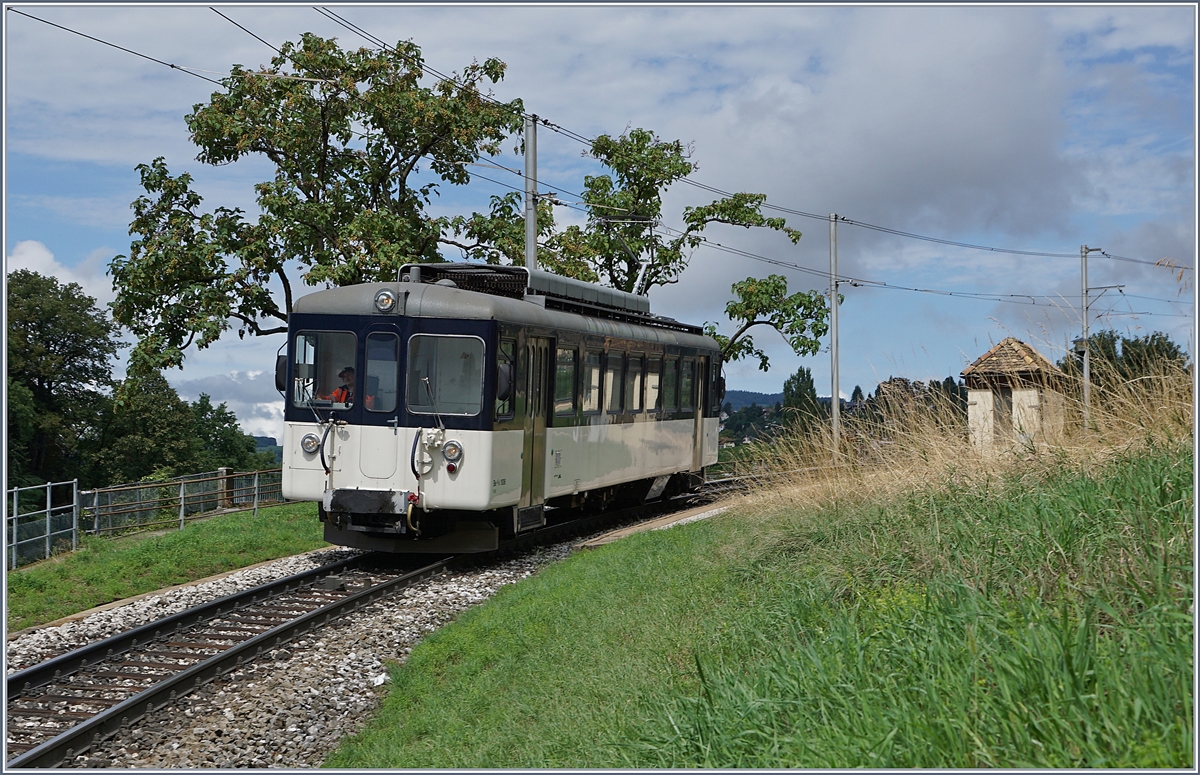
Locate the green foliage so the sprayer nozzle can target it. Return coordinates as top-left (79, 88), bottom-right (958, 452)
top-left (85, 374), bottom-right (272, 485)
top-left (112, 34), bottom-right (524, 370)
top-left (87, 371), bottom-right (198, 484)
top-left (704, 274), bottom-right (830, 371)
top-left (6, 269), bottom-right (123, 486)
top-left (850, 384), bottom-right (864, 403)
top-left (443, 192), bottom-right (598, 281)
top-left (578, 129), bottom-right (801, 294)
top-left (443, 127), bottom-right (803, 300)
top-left (1058, 329), bottom-right (1189, 385)
top-left (859, 375), bottom-right (966, 425)
top-left (6, 502), bottom-right (324, 631)
top-left (782, 365), bottom-right (824, 430)
top-left (190, 394), bottom-right (278, 473)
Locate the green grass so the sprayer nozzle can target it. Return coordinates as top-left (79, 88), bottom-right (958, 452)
top-left (325, 442), bottom-right (1192, 768)
top-left (7, 502), bottom-right (327, 631)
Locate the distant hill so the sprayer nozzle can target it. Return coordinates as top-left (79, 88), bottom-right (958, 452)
top-left (254, 435), bottom-right (283, 465)
top-left (723, 390), bottom-right (784, 411)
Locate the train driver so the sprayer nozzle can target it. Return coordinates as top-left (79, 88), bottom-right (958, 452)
top-left (330, 366), bottom-right (355, 404)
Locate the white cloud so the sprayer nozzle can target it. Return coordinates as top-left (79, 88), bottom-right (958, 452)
top-left (5, 240), bottom-right (118, 307)
top-left (4, 5), bottom-right (1193, 399)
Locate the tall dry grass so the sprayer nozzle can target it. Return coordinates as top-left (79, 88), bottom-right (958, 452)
top-left (736, 355), bottom-right (1192, 514)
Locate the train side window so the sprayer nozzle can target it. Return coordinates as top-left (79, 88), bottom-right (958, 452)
top-left (496, 339), bottom-right (516, 419)
top-left (554, 347), bottom-right (576, 415)
top-left (646, 357), bottom-right (662, 413)
top-left (663, 357), bottom-right (679, 412)
top-left (680, 358), bottom-right (695, 411)
top-left (581, 351), bottom-right (602, 414)
top-left (605, 352), bottom-right (624, 413)
top-left (292, 331), bottom-right (357, 409)
top-left (364, 333), bottom-right (399, 413)
top-left (625, 355), bottom-right (644, 413)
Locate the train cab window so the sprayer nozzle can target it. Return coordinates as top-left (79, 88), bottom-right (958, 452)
top-left (646, 357), bottom-right (662, 413)
top-left (581, 351), bottom-right (602, 414)
top-left (364, 333), bottom-right (400, 413)
top-left (663, 357), bottom-right (680, 412)
top-left (605, 353), bottom-right (624, 413)
top-left (554, 348), bottom-right (576, 415)
top-left (291, 331), bottom-right (357, 409)
top-left (625, 355), bottom-right (644, 413)
top-left (406, 334), bottom-right (485, 416)
top-left (496, 339), bottom-right (516, 419)
top-left (680, 358), bottom-right (695, 411)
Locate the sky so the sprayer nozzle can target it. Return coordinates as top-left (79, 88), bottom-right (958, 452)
top-left (4, 3), bottom-right (1196, 443)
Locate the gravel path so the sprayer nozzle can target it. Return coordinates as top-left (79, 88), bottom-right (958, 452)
top-left (6, 543), bottom-right (575, 768)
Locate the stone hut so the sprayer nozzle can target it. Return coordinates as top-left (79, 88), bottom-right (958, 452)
top-left (961, 337), bottom-right (1066, 449)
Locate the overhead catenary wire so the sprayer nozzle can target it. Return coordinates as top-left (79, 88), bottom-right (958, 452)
top-left (654, 223), bottom-right (1193, 319)
top-left (8, 7), bottom-right (224, 86)
top-left (274, 9), bottom-right (1195, 277)
top-left (16, 6), bottom-right (1191, 299)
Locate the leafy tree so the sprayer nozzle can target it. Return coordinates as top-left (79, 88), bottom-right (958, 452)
top-left (783, 365), bottom-right (824, 431)
top-left (704, 275), bottom-right (831, 371)
top-left (933, 375), bottom-right (968, 417)
top-left (1058, 329), bottom-right (1188, 385)
top-left (575, 129), bottom-right (802, 294)
top-left (7, 378), bottom-right (39, 488)
top-left (443, 127), bottom-right (807, 296)
top-left (190, 394), bottom-right (277, 472)
top-left (87, 376), bottom-right (277, 484)
top-left (111, 34), bottom-right (524, 371)
top-left (850, 384), bottom-right (864, 403)
top-left (442, 192), bottom-right (597, 280)
top-left (87, 372), bottom-right (198, 485)
top-left (7, 269), bottom-right (123, 485)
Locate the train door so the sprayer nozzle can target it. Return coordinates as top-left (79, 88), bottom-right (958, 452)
top-left (693, 356), bottom-right (708, 471)
top-left (518, 337), bottom-right (551, 529)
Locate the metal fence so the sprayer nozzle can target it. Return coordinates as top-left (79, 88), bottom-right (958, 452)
top-left (81, 469), bottom-right (284, 536)
top-left (7, 469), bottom-right (285, 569)
top-left (7, 480), bottom-right (78, 570)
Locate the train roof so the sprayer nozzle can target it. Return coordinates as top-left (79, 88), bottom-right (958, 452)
top-left (292, 264), bottom-right (721, 351)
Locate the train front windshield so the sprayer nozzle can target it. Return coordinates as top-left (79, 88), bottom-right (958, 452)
top-left (290, 330), bottom-right (484, 419)
top-left (406, 335), bottom-right (484, 416)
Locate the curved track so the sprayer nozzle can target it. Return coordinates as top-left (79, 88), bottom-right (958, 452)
top-left (6, 489), bottom-right (725, 768)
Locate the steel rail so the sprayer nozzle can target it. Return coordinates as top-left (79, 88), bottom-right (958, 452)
top-left (6, 557), bottom-right (451, 768)
top-left (7, 553), bottom-right (366, 698)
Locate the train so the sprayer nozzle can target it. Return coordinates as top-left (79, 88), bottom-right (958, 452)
top-left (277, 262), bottom-right (724, 553)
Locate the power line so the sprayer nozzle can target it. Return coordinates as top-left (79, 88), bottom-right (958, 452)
top-left (305, 9), bottom-right (1192, 274)
top-left (9, 7), bottom-right (224, 86)
top-left (210, 7), bottom-right (283, 55)
top-left (21, 5), bottom-right (1190, 285)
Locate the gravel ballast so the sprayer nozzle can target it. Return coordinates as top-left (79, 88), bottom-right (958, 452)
top-left (6, 543), bottom-right (574, 768)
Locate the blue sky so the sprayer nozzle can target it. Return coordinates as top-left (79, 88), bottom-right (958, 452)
top-left (4, 4), bottom-right (1195, 441)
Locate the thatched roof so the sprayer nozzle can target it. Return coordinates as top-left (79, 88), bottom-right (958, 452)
top-left (961, 337), bottom-right (1064, 385)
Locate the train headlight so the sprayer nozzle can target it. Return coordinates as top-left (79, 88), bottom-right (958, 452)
top-left (301, 433), bottom-right (321, 454)
top-left (374, 289), bottom-right (398, 313)
top-left (442, 440), bottom-right (464, 465)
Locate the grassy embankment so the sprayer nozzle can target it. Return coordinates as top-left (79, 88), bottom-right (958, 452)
top-left (7, 502), bottom-right (326, 632)
top-left (327, 360), bottom-right (1193, 768)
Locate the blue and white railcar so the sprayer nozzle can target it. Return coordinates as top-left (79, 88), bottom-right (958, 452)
top-left (277, 263), bottom-right (723, 553)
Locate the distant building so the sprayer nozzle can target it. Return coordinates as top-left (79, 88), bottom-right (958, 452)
top-left (961, 337), bottom-right (1066, 450)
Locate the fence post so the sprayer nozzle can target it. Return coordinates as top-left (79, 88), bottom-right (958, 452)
top-left (217, 467), bottom-right (232, 509)
top-left (10, 488), bottom-right (17, 570)
top-left (72, 480), bottom-right (79, 551)
top-left (45, 482), bottom-right (52, 560)
top-left (253, 472), bottom-right (260, 518)
top-left (179, 481), bottom-right (186, 530)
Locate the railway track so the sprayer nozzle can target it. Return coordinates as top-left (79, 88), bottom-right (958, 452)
top-left (5, 489), bottom-right (726, 768)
